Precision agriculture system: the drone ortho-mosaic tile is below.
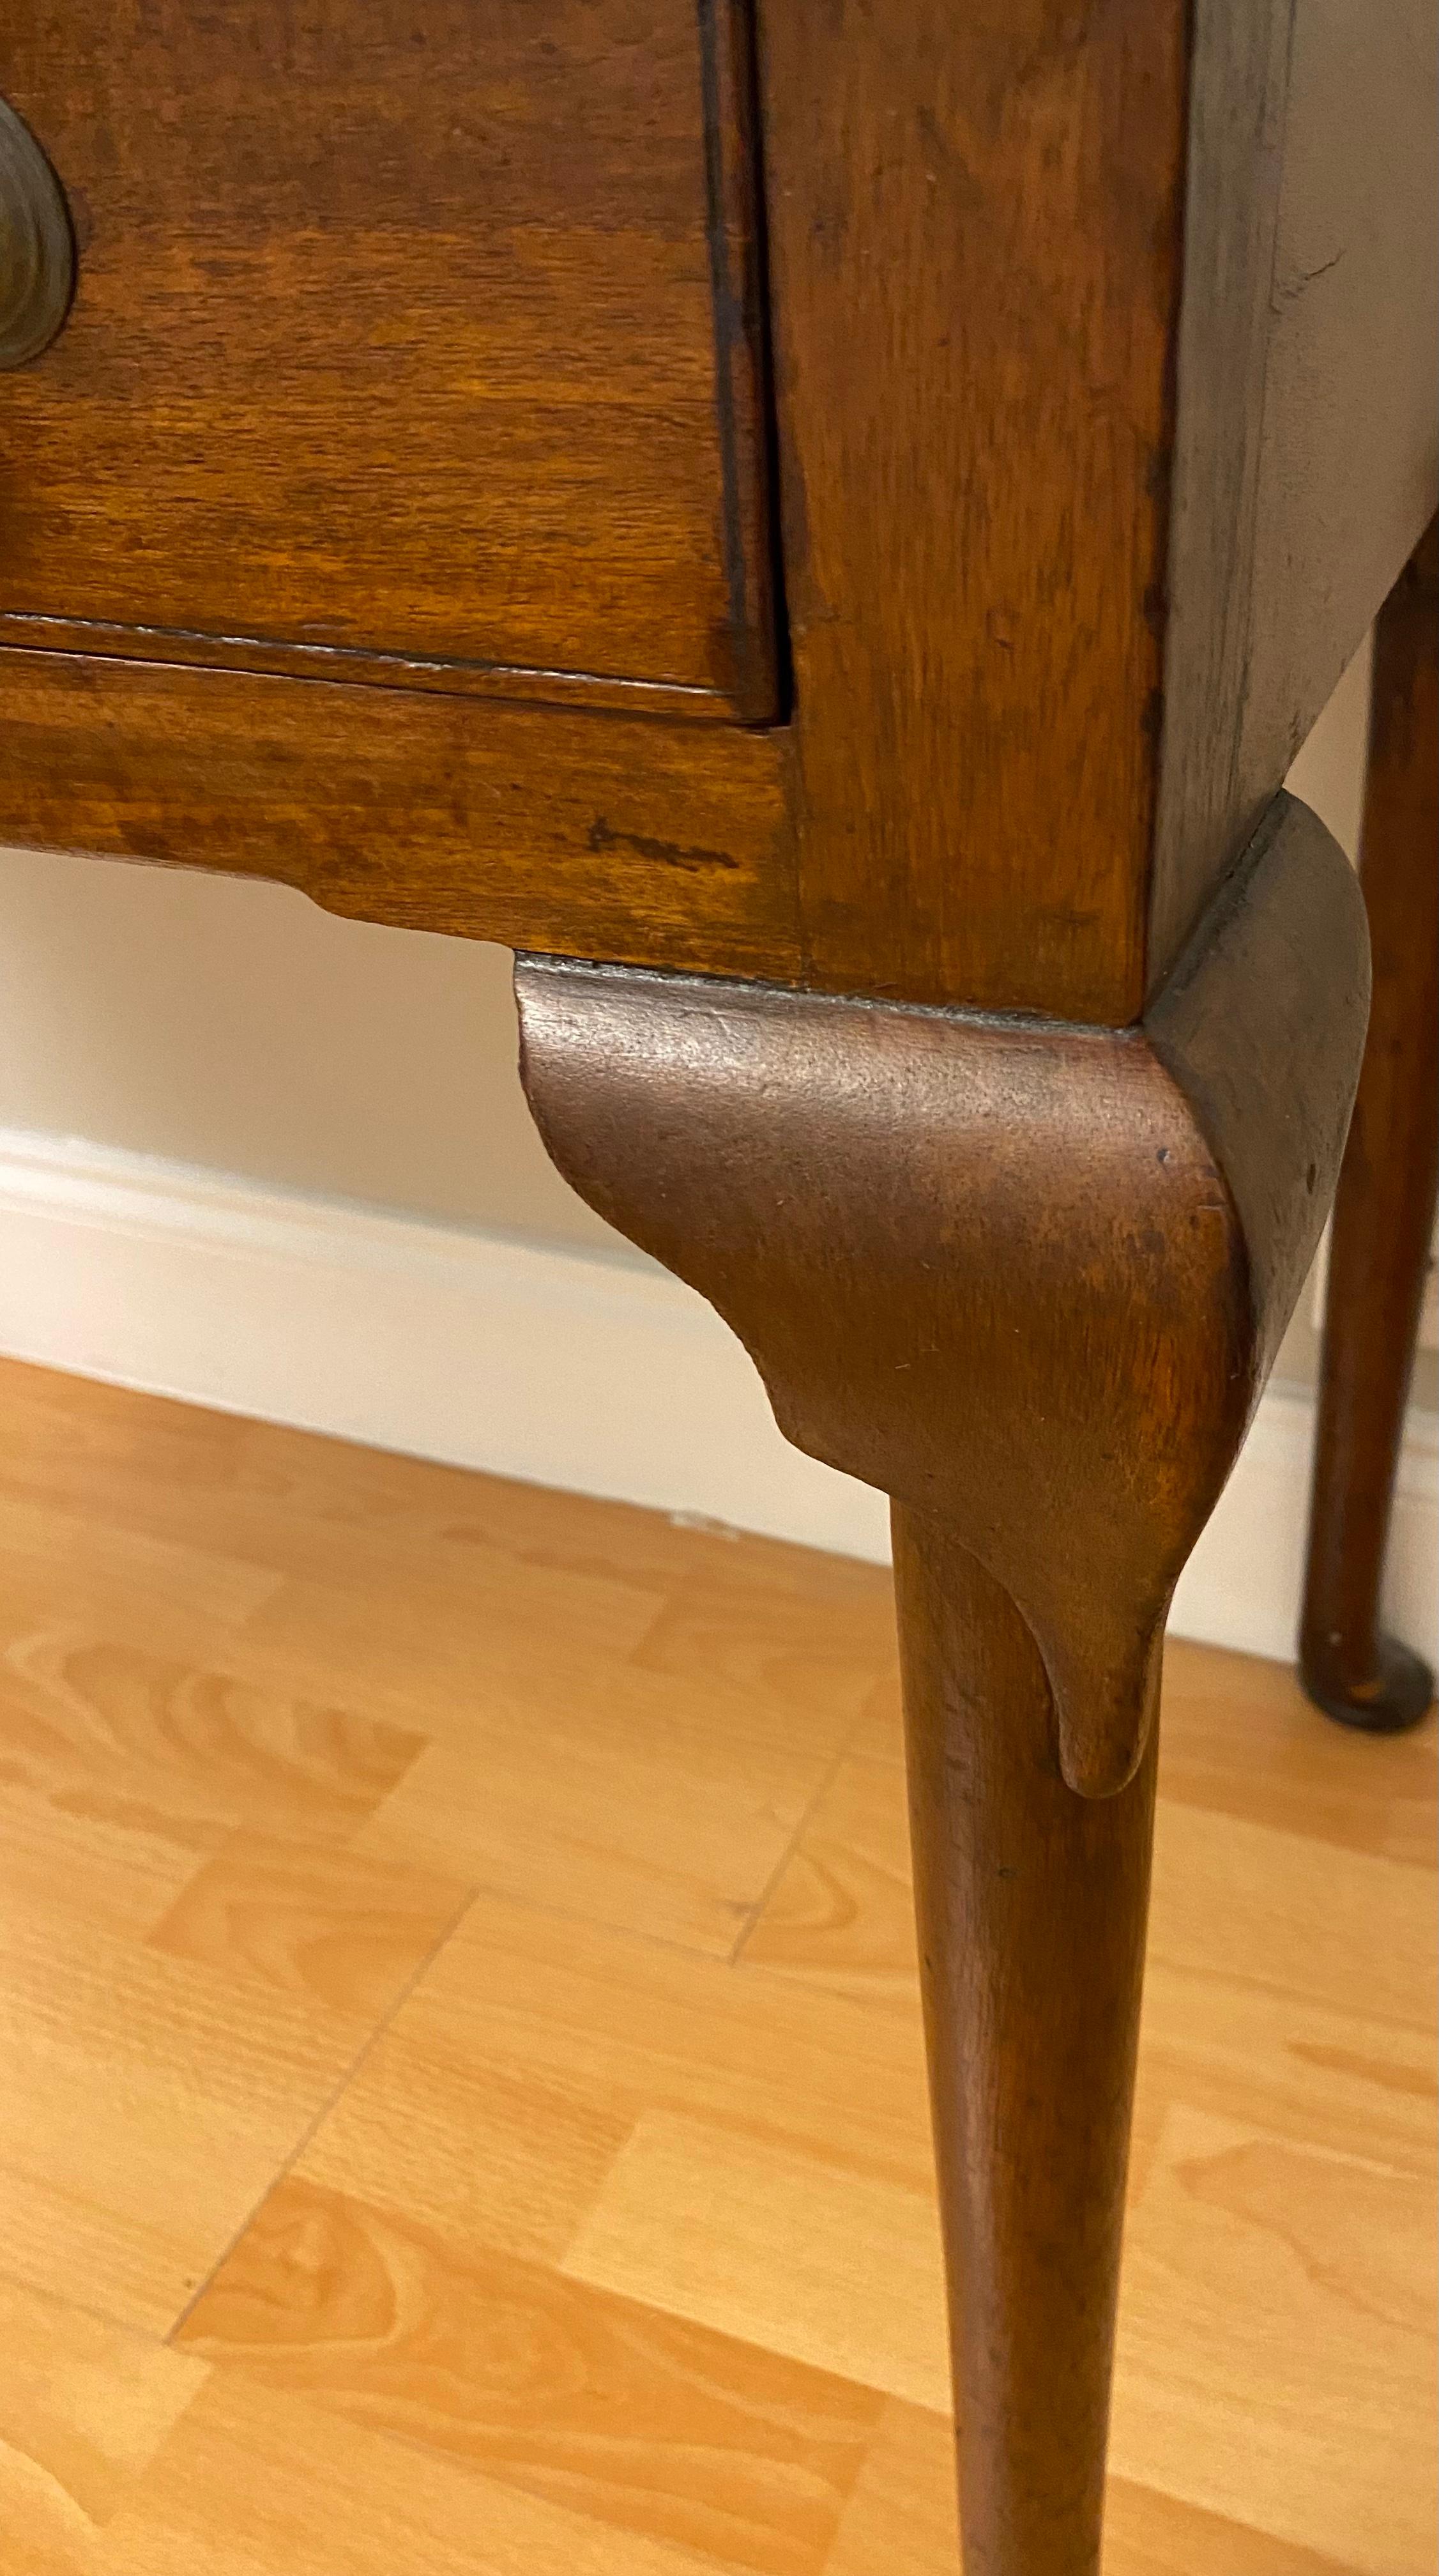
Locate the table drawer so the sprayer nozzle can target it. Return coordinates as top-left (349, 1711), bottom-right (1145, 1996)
top-left (0, 0), bottom-right (779, 719)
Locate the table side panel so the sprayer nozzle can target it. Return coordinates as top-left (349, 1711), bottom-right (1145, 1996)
top-left (1151, 0), bottom-right (1439, 996)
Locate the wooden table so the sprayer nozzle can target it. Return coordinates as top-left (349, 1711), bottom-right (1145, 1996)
top-left (3, 8), bottom-right (1435, 2567)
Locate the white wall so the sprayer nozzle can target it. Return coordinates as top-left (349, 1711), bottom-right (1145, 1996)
top-left (0, 841), bottom-right (620, 1257)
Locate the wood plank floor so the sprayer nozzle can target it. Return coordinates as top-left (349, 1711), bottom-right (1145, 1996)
top-left (0, 1356), bottom-right (1432, 2575)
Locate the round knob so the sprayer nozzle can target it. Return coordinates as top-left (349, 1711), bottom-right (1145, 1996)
top-left (0, 97), bottom-right (75, 369)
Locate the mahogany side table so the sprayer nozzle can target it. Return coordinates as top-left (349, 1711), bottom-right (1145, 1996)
top-left (2, 6), bottom-right (1435, 2567)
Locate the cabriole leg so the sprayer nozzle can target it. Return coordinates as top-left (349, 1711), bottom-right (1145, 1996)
top-left (515, 793), bottom-right (1369, 2573)
top-left (895, 1514), bottom-right (1156, 2573)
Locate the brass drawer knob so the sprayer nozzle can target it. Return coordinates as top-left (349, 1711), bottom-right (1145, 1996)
top-left (1, 96), bottom-right (75, 369)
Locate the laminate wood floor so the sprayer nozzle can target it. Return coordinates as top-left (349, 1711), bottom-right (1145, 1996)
top-left (0, 1357), bottom-right (1432, 2575)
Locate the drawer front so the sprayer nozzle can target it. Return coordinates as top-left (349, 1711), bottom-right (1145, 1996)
top-left (0, 1), bottom-right (778, 718)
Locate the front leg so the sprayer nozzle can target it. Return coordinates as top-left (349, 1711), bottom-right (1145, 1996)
top-left (515, 795), bottom-right (1367, 2573)
top-left (897, 1516), bottom-right (1157, 2565)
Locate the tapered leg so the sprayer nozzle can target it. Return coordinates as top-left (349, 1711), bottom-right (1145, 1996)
top-left (1301, 524), bottom-right (1438, 1733)
top-left (896, 1513), bottom-right (1156, 2573)
top-left (515, 793), bottom-right (1368, 2575)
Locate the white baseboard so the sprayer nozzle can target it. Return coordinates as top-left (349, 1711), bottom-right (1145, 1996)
top-left (0, 1129), bottom-right (1433, 1669)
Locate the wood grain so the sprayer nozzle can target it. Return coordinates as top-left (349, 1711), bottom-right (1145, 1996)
top-left (757, 0), bottom-right (1436, 1014)
top-left (0, 1358), bottom-right (1431, 2572)
top-left (0, 1866), bottom-right (399, 2333)
top-left (1150, 0), bottom-right (1439, 990)
top-left (3, 1), bottom-right (1436, 1015)
top-left (514, 795), bottom-right (1373, 2566)
top-left (0, 647), bottom-right (800, 981)
top-left (148, 1832), bottom-right (468, 2018)
top-left (291, 1880), bottom-right (936, 2270)
top-left (1159, 1639), bottom-right (1438, 1868)
top-left (736, 1754), bottom-right (918, 2002)
top-left (897, 1521), bottom-right (1159, 2572)
top-left (177, 2175), bottom-right (883, 2576)
top-left (759, 0), bottom-right (1189, 1016)
top-left (0, 0), bottom-right (777, 719)
top-left (101, 2366), bottom-right (755, 2576)
top-left (0, 2278), bottom-right (204, 2575)
top-left (335, 1681), bottom-right (846, 1954)
top-left (561, 2110), bottom-right (948, 2409)
top-left (0, 1620), bottom-right (427, 1857)
top-left (517, 793), bottom-right (1369, 1800)
top-left (825, 2396), bottom-right (1370, 2576)
top-left (1115, 2098), bottom-right (1437, 2568)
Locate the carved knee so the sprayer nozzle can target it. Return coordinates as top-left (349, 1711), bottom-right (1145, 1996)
top-left (517, 793), bottom-right (1367, 1795)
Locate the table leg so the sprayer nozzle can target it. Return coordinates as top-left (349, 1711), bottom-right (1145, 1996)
top-left (1301, 521), bottom-right (1438, 1733)
top-left (515, 792), bottom-right (1367, 2571)
top-left (895, 1510), bottom-right (1156, 2570)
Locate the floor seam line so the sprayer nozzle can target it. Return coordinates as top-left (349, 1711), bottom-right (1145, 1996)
top-left (162, 1883), bottom-right (482, 2344)
top-left (727, 1729), bottom-right (860, 1969)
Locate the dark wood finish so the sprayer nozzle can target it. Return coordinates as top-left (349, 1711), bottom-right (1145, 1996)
top-left (0, 648), bottom-right (797, 979)
top-left (759, 0), bottom-right (1191, 1018)
top-left (3, 1), bottom-right (1433, 1016)
top-left (0, 93), bottom-right (73, 369)
top-left (1302, 524), bottom-right (1439, 1732)
top-left (895, 1519), bottom-right (1157, 2575)
top-left (519, 793), bottom-right (1367, 1797)
top-left (0, 0), bottom-right (777, 720)
top-left (515, 788), bottom-right (1369, 2568)
top-left (0, 14), bottom-right (1433, 2560)
top-left (756, 0), bottom-right (1438, 1018)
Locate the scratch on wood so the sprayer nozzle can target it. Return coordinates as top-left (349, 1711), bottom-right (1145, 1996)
top-left (587, 816), bottom-right (742, 873)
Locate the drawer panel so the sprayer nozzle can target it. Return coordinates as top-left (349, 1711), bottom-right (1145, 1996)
top-left (0, 0), bottom-right (778, 717)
